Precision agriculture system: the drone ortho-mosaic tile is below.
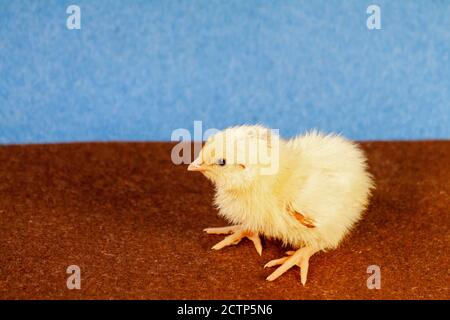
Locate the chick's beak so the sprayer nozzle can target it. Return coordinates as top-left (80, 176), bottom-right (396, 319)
top-left (187, 160), bottom-right (206, 172)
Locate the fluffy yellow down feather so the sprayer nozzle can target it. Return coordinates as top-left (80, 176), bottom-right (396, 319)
top-left (188, 125), bottom-right (374, 284)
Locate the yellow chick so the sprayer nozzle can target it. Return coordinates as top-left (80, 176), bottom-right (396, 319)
top-left (188, 125), bottom-right (374, 285)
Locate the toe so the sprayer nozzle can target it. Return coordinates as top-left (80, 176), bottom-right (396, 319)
top-left (211, 232), bottom-right (243, 250)
top-left (265, 255), bottom-right (298, 281)
top-left (264, 257), bottom-right (288, 268)
top-left (299, 259), bottom-right (310, 286)
top-left (248, 234), bottom-right (263, 256)
top-left (204, 226), bottom-right (239, 235)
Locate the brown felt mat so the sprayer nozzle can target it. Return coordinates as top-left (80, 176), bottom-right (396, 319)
top-left (0, 141), bottom-right (449, 299)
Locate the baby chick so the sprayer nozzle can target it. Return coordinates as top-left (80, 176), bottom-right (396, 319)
top-left (188, 125), bottom-right (374, 285)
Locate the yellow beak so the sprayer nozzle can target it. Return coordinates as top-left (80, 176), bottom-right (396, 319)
top-left (187, 161), bottom-right (206, 172)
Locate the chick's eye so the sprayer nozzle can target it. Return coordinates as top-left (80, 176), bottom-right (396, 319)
top-left (216, 158), bottom-right (226, 166)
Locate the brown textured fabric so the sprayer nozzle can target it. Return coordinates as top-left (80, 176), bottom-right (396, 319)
top-left (0, 141), bottom-right (448, 300)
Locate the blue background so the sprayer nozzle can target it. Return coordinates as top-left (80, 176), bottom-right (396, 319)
top-left (0, 0), bottom-right (449, 143)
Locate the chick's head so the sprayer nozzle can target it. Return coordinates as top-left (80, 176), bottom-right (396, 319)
top-left (188, 126), bottom-right (280, 190)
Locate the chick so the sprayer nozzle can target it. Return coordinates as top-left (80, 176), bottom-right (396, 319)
top-left (188, 125), bottom-right (374, 284)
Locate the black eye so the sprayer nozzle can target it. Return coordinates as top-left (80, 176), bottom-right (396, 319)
top-left (217, 158), bottom-right (226, 166)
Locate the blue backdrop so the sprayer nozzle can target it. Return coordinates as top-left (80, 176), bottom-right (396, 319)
top-left (0, 0), bottom-right (449, 143)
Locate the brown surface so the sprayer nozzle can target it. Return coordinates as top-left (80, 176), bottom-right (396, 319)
top-left (0, 141), bottom-right (449, 300)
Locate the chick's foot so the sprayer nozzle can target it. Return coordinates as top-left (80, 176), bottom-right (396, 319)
top-left (203, 225), bottom-right (262, 256)
top-left (264, 247), bottom-right (317, 285)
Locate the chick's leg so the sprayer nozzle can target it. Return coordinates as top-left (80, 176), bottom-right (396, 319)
top-left (204, 225), bottom-right (262, 256)
top-left (264, 247), bottom-right (317, 285)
